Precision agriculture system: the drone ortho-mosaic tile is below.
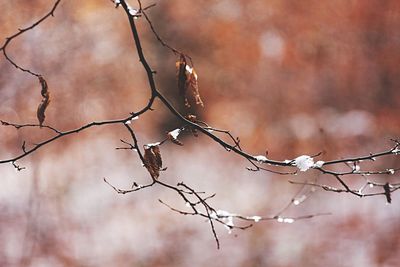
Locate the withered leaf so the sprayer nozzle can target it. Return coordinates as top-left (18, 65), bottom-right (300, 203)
top-left (176, 54), bottom-right (188, 104)
top-left (37, 76), bottom-right (50, 127)
top-left (167, 128), bottom-right (183, 146)
top-left (143, 145), bottom-right (163, 180)
top-left (383, 182), bottom-right (392, 204)
top-left (185, 114), bottom-right (198, 137)
top-left (187, 66), bottom-right (204, 107)
top-left (170, 138), bottom-right (183, 146)
top-left (176, 54), bottom-right (204, 108)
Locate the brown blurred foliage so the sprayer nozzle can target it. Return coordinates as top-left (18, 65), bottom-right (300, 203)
top-left (0, 0), bottom-right (399, 266)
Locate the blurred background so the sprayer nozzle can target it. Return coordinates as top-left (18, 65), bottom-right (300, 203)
top-left (1, 0), bottom-right (400, 266)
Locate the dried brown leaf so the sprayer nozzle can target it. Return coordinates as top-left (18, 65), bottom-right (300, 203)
top-left (383, 182), bottom-right (392, 204)
top-left (176, 55), bottom-right (204, 108)
top-left (152, 145), bottom-right (162, 168)
top-left (143, 145), bottom-right (163, 180)
top-left (170, 138), bottom-right (183, 146)
top-left (187, 67), bottom-right (204, 107)
top-left (167, 129), bottom-right (183, 146)
top-left (39, 76), bottom-right (48, 98)
top-left (176, 54), bottom-right (188, 106)
top-left (185, 114), bottom-right (198, 137)
top-left (37, 76), bottom-right (50, 127)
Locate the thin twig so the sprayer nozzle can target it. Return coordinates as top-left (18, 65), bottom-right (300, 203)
top-left (0, 0), bottom-right (62, 77)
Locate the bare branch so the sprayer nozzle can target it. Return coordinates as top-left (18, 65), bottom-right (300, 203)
top-left (0, 0), bottom-right (62, 77)
top-left (1, 0), bottom-right (399, 250)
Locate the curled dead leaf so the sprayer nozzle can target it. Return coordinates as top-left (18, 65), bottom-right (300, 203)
top-left (37, 76), bottom-right (50, 127)
top-left (143, 144), bottom-right (163, 180)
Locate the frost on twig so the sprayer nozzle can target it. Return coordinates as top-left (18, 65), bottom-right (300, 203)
top-left (254, 155), bottom-right (268, 163)
top-left (293, 155), bottom-right (314, 172)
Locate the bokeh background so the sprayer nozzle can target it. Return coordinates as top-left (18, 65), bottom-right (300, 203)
top-left (1, 0), bottom-right (400, 266)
